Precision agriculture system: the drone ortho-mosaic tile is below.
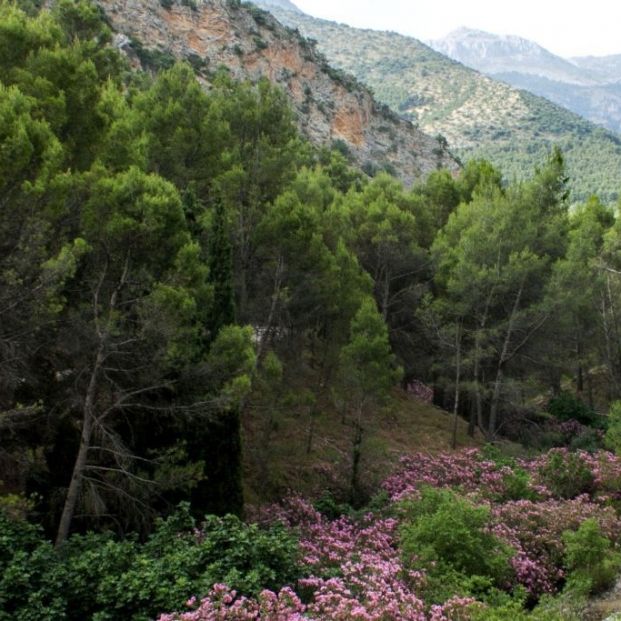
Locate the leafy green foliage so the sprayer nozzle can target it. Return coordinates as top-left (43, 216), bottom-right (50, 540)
top-left (548, 392), bottom-right (599, 427)
top-left (538, 452), bottom-right (595, 499)
top-left (400, 487), bottom-right (514, 602)
top-left (563, 518), bottom-right (621, 595)
top-left (339, 296), bottom-right (402, 406)
top-left (0, 505), bottom-right (300, 621)
top-left (605, 401), bottom-right (621, 455)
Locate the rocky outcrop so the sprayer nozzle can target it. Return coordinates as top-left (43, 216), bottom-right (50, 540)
top-left (97, 0), bottom-right (459, 184)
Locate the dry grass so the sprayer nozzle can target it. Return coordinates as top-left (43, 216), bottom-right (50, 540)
top-left (242, 386), bottom-right (484, 506)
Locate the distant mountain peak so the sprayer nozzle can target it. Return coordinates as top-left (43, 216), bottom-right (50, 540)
top-left (429, 27), bottom-right (588, 81)
top-left (439, 27), bottom-right (539, 47)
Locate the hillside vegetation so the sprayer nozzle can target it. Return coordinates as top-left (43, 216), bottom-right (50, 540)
top-left (430, 28), bottom-right (621, 136)
top-left (5, 1), bottom-right (621, 620)
top-left (259, 4), bottom-right (621, 203)
top-left (93, 0), bottom-right (458, 186)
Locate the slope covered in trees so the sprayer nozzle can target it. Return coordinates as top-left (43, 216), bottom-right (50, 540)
top-left (257, 2), bottom-right (621, 203)
top-left (4, 1), bottom-right (621, 620)
top-left (93, 0), bottom-right (458, 185)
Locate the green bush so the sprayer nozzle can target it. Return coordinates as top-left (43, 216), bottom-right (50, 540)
top-left (538, 451), bottom-right (595, 499)
top-left (0, 505), bottom-right (301, 621)
top-left (399, 487), bottom-right (514, 601)
top-left (569, 428), bottom-right (603, 452)
top-left (93, 507), bottom-right (300, 619)
top-left (470, 589), bottom-right (586, 621)
top-left (0, 512), bottom-right (67, 621)
top-left (548, 392), bottom-right (598, 427)
top-left (563, 518), bottom-right (621, 595)
top-left (605, 401), bottom-right (621, 456)
top-left (500, 467), bottom-right (540, 502)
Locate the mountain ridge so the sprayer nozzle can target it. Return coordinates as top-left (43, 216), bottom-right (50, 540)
top-left (96, 0), bottom-right (457, 185)
top-left (430, 27), bottom-right (621, 134)
top-left (254, 2), bottom-right (621, 202)
top-left (430, 27), bottom-right (594, 85)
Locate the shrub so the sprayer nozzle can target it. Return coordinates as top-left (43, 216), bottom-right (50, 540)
top-left (563, 518), bottom-right (621, 595)
top-left (89, 507), bottom-right (301, 618)
top-left (0, 505), bottom-right (301, 621)
top-left (548, 392), bottom-right (598, 427)
top-left (400, 488), bottom-right (514, 592)
top-left (253, 36), bottom-right (268, 51)
top-left (569, 427), bottom-right (603, 452)
top-left (538, 450), bottom-right (595, 499)
top-left (0, 512), bottom-right (67, 621)
top-left (605, 400), bottom-right (621, 456)
top-left (500, 467), bottom-right (540, 502)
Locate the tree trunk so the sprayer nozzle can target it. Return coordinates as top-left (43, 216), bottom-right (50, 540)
top-left (56, 258), bottom-right (128, 546)
top-left (306, 407), bottom-right (317, 455)
top-left (474, 291), bottom-right (493, 435)
top-left (467, 398), bottom-right (476, 438)
top-left (488, 282), bottom-right (524, 439)
top-left (256, 255), bottom-right (283, 364)
top-left (381, 272), bottom-right (390, 323)
top-left (55, 344), bottom-right (104, 546)
top-left (350, 405), bottom-right (364, 505)
top-left (473, 329), bottom-right (484, 432)
top-left (601, 285), bottom-right (620, 397)
top-left (607, 273), bottom-right (621, 391)
top-left (576, 334), bottom-right (584, 395)
top-left (451, 322), bottom-right (462, 450)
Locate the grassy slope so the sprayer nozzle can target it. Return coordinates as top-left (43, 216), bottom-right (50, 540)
top-left (242, 387), bottom-right (483, 506)
top-left (263, 6), bottom-right (621, 203)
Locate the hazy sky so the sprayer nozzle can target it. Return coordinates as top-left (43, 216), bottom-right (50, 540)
top-left (292, 0), bottom-right (621, 58)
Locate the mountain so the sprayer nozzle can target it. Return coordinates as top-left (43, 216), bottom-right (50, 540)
top-left (430, 28), bottom-right (592, 85)
top-left (430, 28), bottom-right (621, 134)
top-left (571, 54), bottom-right (621, 83)
top-left (255, 3), bottom-right (621, 202)
top-left (491, 71), bottom-right (621, 133)
top-left (95, 0), bottom-right (457, 185)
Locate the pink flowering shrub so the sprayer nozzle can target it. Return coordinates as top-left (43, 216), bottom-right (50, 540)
top-left (158, 584), bottom-right (306, 620)
top-left (158, 449), bottom-right (621, 619)
top-left (159, 495), bottom-right (479, 620)
top-left (491, 496), bottom-right (621, 595)
top-left (382, 449), bottom-right (539, 502)
top-left (524, 448), bottom-right (621, 499)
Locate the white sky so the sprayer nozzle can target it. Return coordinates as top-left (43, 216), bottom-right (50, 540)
top-left (292, 0), bottom-right (621, 58)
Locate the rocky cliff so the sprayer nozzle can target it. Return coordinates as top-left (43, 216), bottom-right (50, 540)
top-left (98, 0), bottom-right (458, 184)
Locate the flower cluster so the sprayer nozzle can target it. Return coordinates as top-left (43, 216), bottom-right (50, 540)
top-left (159, 449), bottom-right (621, 619)
top-left (491, 495), bottom-right (620, 595)
top-left (523, 448), bottom-right (621, 496)
top-left (382, 449), bottom-right (515, 500)
top-left (158, 585), bottom-right (306, 620)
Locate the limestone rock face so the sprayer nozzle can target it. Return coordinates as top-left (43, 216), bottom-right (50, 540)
top-left (96, 0), bottom-right (459, 184)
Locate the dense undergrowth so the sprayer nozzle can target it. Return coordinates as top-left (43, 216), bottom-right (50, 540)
top-left (4, 447), bottom-right (621, 620)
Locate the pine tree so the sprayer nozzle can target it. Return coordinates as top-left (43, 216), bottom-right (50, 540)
top-left (208, 200), bottom-right (236, 340)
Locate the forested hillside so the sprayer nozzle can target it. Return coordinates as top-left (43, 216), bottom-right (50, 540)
top-left (95, 0), bottom-right (458, 185)
top-left (258, 3), bottom-right (621, 203)
top-left (4, 1), bottom-right (621, 620)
